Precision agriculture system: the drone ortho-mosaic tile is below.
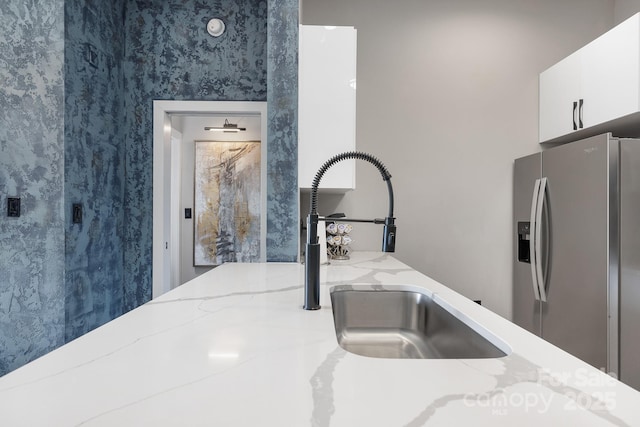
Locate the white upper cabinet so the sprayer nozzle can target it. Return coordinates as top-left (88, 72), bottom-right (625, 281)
top-left (581, 16), bottom-right (640, 127)
top-left (298, 25), bottom-right (357, 190)
top-left (539, 50), bottom-right (582, 142)
top-left (539, 14), bottom-right (640, 144)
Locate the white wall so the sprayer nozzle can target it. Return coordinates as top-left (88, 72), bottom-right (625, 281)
top-left (615, 0), bottom-right (640, 22)
top-left (301, 0), bottom-right (615, 319)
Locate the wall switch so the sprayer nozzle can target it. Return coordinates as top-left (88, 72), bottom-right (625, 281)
top-left (85, 43), bottom-right (98, 68)
top-left (185, 208), bottom-right (192, 219)
top-left (72, 203), bottom-right (83, 224)
top-left (7, 197), bottom-right (20, 217)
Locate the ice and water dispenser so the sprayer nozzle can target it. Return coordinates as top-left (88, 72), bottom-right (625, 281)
top-left (517, 222), bottom-right (530, 263)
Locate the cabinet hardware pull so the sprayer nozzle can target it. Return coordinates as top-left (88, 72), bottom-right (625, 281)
top-left (578, 99), bottom-right (584, 129)
top-left (573, 101), bottom-right (578, 131)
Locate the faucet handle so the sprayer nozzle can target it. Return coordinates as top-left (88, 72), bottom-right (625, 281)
top-left (382, 218), bottom-right (396, 252)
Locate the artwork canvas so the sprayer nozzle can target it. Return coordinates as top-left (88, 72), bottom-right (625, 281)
top-left (194, 141), bottom-right (261, 266)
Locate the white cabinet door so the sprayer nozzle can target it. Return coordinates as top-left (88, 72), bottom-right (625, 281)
top-left (539, 13), bottom-right (640, 144)
top-left (539, 51), bottom-right (582, 143)
top-left (581, 14), bottom-right (640, 128)
top-left (298, 25), bottom-right (357, 190)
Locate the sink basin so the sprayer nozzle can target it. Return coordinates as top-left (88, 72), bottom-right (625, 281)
top-left (330, 286), bottom-right (509, 359)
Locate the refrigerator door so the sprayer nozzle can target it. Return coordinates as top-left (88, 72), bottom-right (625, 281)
top-left (513, 153), bottom-right (542, 335)
top-left (541, 133), bottom-right (611, 371)
top-left (619, 139), bottom-right (640, 389)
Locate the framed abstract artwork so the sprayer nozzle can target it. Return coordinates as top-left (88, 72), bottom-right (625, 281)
top-left (193, 141), bottom-right (261, 266)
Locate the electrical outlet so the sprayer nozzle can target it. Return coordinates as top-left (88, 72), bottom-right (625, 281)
top-left (7, 197), bottom-right (20, 217)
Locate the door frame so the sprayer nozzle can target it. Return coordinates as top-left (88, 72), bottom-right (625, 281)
top-left (152, 100), bottom-right (268, 299)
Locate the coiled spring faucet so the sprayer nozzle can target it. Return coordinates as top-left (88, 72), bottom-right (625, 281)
top-left (304, 151), bottom-right (396, 310)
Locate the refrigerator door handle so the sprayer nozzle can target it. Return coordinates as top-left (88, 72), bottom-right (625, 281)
top-left (536, 177), bottom-right (549, 302)
top-left (529, 179), bottom-right (542, 301)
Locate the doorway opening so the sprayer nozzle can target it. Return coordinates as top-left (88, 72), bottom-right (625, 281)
top-left (153, 101), bottom-right (268, 299)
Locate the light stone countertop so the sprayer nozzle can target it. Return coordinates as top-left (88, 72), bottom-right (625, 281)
top-left (0, 252), bottom-right (639, 426)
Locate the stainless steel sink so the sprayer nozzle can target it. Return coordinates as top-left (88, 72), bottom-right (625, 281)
top-left (330, 286), bottom-right (509, 359)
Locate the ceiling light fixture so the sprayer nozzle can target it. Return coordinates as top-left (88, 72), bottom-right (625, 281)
top-left (207, 18), bottom-right (225, 37)
top-left (205, 119), bottom-right (246, 133)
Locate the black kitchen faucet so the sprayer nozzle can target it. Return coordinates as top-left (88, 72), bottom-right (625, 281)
top-left (304, 151), bottom-right (396, 310)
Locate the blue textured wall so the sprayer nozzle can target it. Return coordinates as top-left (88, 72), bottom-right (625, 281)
top-left (267, 0), bottom-right (299, 262)
top-left (64, 0), bottom-right (126, 341)
top-left (0, 1), bottom-right (66, 374)
top-left (122, 0), bottom-right (276, 309)
top-left (0, 0), bottom-right (298, 376)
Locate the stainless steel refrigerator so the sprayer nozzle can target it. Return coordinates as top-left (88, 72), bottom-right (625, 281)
top-left (514, 133), bottom-right (640, 390)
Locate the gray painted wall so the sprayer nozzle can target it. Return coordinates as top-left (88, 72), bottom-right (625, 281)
top-left (615, 0), bottom-right (640, 22)
top-left (302, 0), bottom-right (616, 319)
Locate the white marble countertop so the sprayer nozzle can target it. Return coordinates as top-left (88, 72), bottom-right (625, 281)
top-left (1, 252), bottom-right (639, 426)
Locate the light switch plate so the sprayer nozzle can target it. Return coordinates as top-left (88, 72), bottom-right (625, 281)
top-left (8, 197), bottom-right (20, 217)
top-left (72, 203), bottom-right (82, 224)
top-left (85, 43), bottom-right (98, 68)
